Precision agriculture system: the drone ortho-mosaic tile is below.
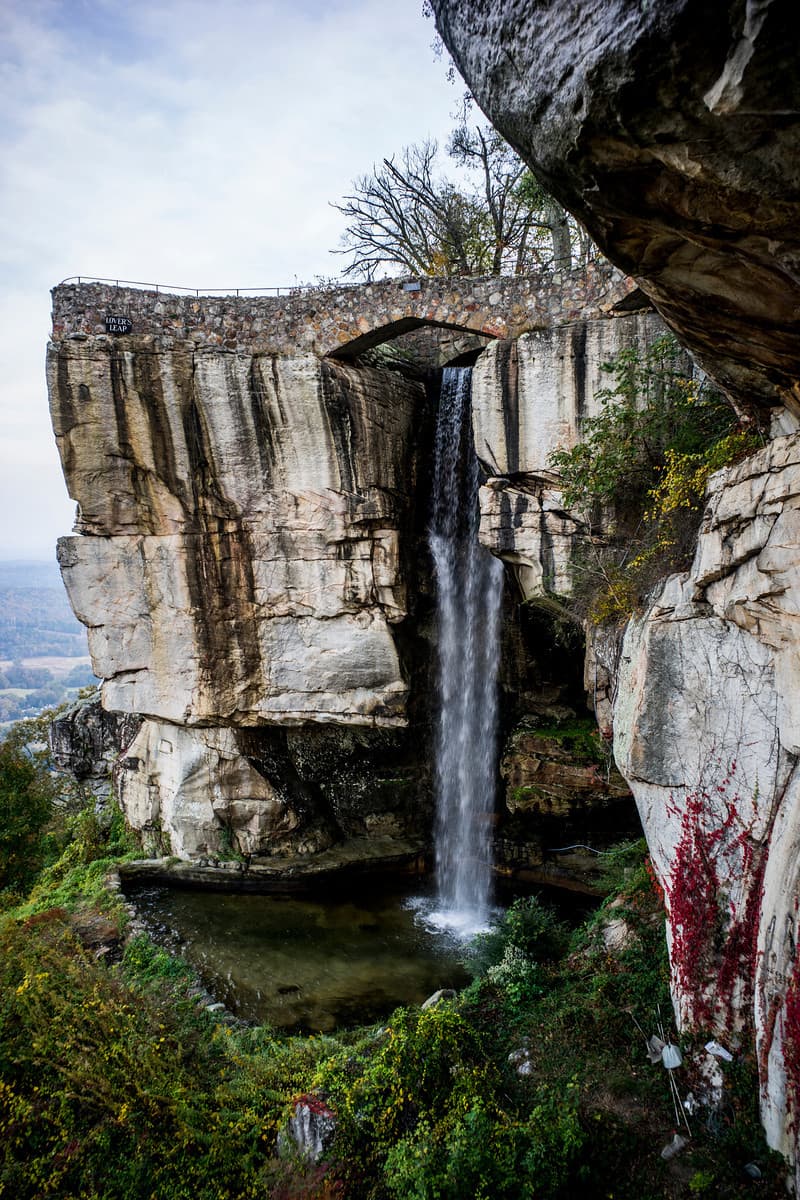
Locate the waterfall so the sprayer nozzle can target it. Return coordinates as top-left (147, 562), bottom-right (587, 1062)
top-left (429, 366), bottom-right (504, 933)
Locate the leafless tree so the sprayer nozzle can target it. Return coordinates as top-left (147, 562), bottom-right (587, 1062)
top-left (332, 141), bottom-right (492, 279)
top-left (332, 126), bottom-right (603, 280)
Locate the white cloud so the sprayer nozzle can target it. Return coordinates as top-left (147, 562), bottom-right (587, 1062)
top-left (0, 0), bottom-right (462, 559)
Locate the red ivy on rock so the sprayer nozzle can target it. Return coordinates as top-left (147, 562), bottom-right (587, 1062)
top-left (781, 954), bottom-right (800, 1132)
top-left (292, 1092), bottom-right (335, 1119)
top-left (665, 761), bottom-right (764, 1033)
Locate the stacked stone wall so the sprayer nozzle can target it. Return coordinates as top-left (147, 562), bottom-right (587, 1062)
top-left (51, 263), bottom-right (638, 358)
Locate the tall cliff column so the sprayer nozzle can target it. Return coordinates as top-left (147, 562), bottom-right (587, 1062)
top-left (48, 285), bottom-right (429, 860)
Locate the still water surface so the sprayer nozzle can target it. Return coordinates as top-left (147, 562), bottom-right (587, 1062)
top-left (130, 882), bottom-right (471, 1032)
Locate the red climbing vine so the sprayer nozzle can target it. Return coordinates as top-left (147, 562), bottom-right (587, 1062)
top-left (292, 1092), bottom-right (336, 1119)
top-left (665, 760), bottom-right (765, 1032)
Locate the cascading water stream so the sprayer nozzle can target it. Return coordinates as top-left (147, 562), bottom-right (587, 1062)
top-left (428, 366), bottom-right (504, 934)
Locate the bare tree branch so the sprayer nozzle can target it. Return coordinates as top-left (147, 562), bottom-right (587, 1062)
top-left (331, 127), bottom-right (605, 280)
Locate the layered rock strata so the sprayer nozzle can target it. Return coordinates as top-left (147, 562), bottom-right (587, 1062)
top-left (115, 720), bottom-right (426, 861)
top-left (495, 715), bottom-right (636, 892)
top-left (467, 313), bottom-right (660, 885)
top-left (51, 279), bottom-right (659, 870)
top-left (614, 427), bottom-right (800, 1155)
top-left (50, 344), bottom-right (418, 727)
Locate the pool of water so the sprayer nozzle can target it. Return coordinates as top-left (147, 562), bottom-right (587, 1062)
top-left (128, 881), bottom-right (472, 1032)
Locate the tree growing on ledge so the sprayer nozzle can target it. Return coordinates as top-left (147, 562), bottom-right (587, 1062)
top-left (332, 123), bottom-right (601, 280)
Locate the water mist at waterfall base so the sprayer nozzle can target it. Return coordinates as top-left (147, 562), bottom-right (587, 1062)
top-left (418, 366), bottom-right (504, 939)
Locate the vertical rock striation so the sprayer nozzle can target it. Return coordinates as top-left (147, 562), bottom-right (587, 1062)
top-left (614, 430), bottom-right (800, 1156)
top-left (48, 324), bottom-right (430, 860)
top-left (48, 286), bottom-right (654, 882)
top-left (50, 343), bottom-right (418, 728)
top-left (471, 312), bottom-right (666, 599)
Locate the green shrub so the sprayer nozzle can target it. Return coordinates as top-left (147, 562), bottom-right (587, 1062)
top-left (520, 716), bottom-right (607, 763)
top-left (385, 1101), bottom-right (530, 1200)
top-left (384, 1084), bottom-right (585, 1200)
top-left (550, 336), bottom-right (741, 520)
top-left (311, 1003), bottom-right (498, 1197)
top-left (121, 933), bottom-right (196, 990)
top-left (465, 894), bottom-right (569, 979)
top-left (595, 838), bottom-right (650, 896)
top-left (0, 707), bottom-right (128, 906)
top-left (0, 910), bottom-right (315, 1199)
top-left (0, 741), bottom-right (54, 894)
top-left (549, 334), bottom-right (762, 621)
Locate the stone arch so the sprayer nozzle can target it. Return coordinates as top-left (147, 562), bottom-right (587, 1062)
top-left (327, 315), bottom-right (502, 362)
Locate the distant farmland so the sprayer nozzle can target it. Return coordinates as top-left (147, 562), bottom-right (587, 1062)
top-left (0, 561), bottom-right (94, 724)
top-left (0, 560), bottom-right (87, 659)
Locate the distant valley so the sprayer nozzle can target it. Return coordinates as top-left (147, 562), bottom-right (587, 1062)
top-left (0, 560), bottom-right (95, 725)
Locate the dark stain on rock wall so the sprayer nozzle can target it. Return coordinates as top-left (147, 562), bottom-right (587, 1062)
top-left (570, 322), bottom-right (587, 422)
top-left (499, 341), bottom-right (520, 474)
top-left (321, 362), bottom-right (356, 496)
top-left (246, 358), bottom-right (276, 487)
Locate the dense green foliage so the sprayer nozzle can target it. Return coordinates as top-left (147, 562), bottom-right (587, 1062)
top-left (0, 744), bottom-right (53, 895)
top-left (549, 335), bottom-right (761, 622)
top-left (0, 702), bottom-right (103, 906)
top-left (463, 894), bottom-right (570, 982)
top-left (0, 718), bottom-right (786, 1198)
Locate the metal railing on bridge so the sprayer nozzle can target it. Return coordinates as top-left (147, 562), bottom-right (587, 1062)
top-left (57, 274), bottom-right (360, 298)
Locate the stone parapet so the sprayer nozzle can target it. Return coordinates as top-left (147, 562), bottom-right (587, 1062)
top-left (51, 264), bottom-right (638, 358)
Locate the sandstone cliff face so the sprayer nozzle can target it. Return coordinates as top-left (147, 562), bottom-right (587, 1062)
top-left (51, 278), bottom-right (659, 871)
top-left (468, 315), bottom-right (652, 887)
top-left (471, 312), bottom-right (665, 598)
top-left (50, 343), bottom-right (418, 728)
top-left (431, 0), bottom-right (800, 417)
top-left (50, 294), bottom-right (653, 874)
top-left (48, 323), bottom-right (434, 860)
top-left (114, 719), bottom-right (426, 861)
top-left (614, 427), bottom-right (800, 1155)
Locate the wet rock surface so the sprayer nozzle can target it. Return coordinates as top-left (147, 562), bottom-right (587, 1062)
top-left (49, 692), bottom-right (142, 795)
top-left (502, 722), bottom-right (630, 818)
top-left (493, 603), bottom-right (639, 893)
top-left (116, 716), bottom-right (429, 860)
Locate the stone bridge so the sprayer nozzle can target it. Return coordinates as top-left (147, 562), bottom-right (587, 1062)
top-left (51, 263), bottom-right (638, 359)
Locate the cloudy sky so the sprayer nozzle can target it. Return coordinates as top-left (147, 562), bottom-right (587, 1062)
top-left (0, 0), bottom-right (463, 559)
